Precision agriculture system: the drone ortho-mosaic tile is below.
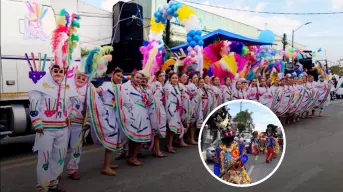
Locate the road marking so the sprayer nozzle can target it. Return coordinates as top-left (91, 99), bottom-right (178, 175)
top-left (248, 165), bottom-right (254, 175)
top-left (255, 156), bottom-right (258, 161)
top-left (279, 167), bottom-right (322, 192)
top-left (1, 146), bottom-right (102, 171)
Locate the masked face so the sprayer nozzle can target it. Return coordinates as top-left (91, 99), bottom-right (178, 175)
top-left (50, 66), bottom-right (65, 84)
top-left (320, 77), bottom-right (324, 82)
top-left (75, 73), bottom-right (88, 88)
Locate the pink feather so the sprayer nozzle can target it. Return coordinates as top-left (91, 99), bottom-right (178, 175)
top-left (51, 26), bottom-right (69, 68)
top-left (234, 53), bottom-right (246, 73)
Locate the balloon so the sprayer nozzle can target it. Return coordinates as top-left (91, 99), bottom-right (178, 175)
top-left (173, 12), bottom-right (178, 17)
top-left (193, 35), bottom-right (200, 41)
top-left (187, 46), bottom-right (193, 52)
top-left (189, 41), bottom-right (196, 47)
top-left (139, 46), bottom-right (146, 53)
top-left (163, 4), bottom-right (169, 9)
top-left (167, 15), bottom-right (173, 20)
top-left (188, 30), bottom-right (195, 37)
top-left (187, 36), bottom-right (192, 43)
top-left (198, 40), bottom-right (204, 46)
top-left (258, 30), bottom-right (275, 44)
top-left (195, 30), bottom-right (202, 36)
top-left (190, 51), bottom-right (196, 57)
top-left (167, 8), bottom-right (173, 14)
top-left (155, 17), bottom-right (160, 23)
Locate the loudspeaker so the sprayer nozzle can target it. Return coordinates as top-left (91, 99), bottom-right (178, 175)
top-left (107, 40), bottom-right (143, 74)
top-left (112, 1), bottom-right (143, 43)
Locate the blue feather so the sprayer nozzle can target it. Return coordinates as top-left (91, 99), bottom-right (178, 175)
top-left (85, 48), bottom-right (100, 74)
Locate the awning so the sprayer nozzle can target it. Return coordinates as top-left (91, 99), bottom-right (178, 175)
top-left (170, 29), bottom-right (274, 52)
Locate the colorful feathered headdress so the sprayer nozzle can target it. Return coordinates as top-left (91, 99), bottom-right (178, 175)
top-left (51, 9), bottom-right (80, 69)
top-left (79, 46), bottom-right (113, 79)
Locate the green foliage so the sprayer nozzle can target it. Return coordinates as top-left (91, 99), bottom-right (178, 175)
top-left (81, 48), bottom-right (89, 57)
top-left (329, 65), bottom-right (343, 76)
top-left (237, 123), bottom-right (246, 133)
top-left (233, 110), bottom-right (253, 132)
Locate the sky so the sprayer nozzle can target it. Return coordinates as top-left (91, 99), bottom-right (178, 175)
top-left (225, 101), bottom-right (282, 132)
top-left (81, 0), bottom-right (343, 65)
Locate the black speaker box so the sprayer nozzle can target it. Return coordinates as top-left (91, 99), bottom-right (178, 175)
top-left (107, 40), bottom-right (143, 74)
top-left (112, 1), bottom-right (143, 43)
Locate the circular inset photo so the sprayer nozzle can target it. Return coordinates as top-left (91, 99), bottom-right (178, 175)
top-left (199, 100), bottom-right (286, 187)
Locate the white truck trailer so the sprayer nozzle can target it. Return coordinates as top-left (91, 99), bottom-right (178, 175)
top-left (0, 0), bottom-right (112, 138)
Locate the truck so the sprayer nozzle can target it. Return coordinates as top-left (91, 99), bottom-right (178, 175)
top-left (0, 0), bottom-right (112, 138)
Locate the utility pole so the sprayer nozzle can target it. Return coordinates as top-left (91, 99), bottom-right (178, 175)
top-left (165, 0), bottom-right (171, 46)
top-left (325, 49), bottom-right (329, 74)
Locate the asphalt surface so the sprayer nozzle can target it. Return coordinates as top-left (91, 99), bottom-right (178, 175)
top-left (203, 152), bottom-right (281, 183)
top-left (1, 100), bottom-right (343, 192)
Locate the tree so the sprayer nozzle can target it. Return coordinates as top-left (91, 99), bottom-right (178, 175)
top-left (329, 65), bottom-right (343, 76)
top-left (81, 48), bottom-right (89, 57)
top-left (233, 110), bottom-right (253, 132)
top-left (237, 123), bottom-right (246, 133)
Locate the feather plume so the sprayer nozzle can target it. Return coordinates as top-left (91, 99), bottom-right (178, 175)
top-left (85, 48), bottom-right (100, 75)
top-left (51, 26), bottom-right (69, 68)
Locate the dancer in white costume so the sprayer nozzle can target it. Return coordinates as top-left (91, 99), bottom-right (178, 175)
top-left (29, 21), bottom-right (80, 192)
top-left (66, 58), bottom-right (91, 180)
top-left (222, 77), bottom-right (233, 103)
top-left (258, 78), bottom-right (273, 109)
top-left (247, 78), bottom-right (259, 101)
top-left (186, 73), bottom-right (203, 145)
top-left (305, 75), bottom-right (320, 118)
top-left (232, 79), bottom-right (248, 100)
top-left (118, 71), bottom-right (152, 165)
top-left (211, 76), bottom-right (223, 108)
top-left (198, 78), bottom-right (211, 119)
top-left (165, 72), bottom-right (184, 153)
top-left (313, 75), bottom-right (331, 116)
top-left (148, 70), bottom-right (168, 157)
top-left (177, 73), bottom-right (192, 147)
top-left (203, 74), bottom-right (215, 113)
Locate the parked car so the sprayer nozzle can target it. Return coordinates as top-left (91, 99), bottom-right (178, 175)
top-left (205, 138), bottom-right (221, 162)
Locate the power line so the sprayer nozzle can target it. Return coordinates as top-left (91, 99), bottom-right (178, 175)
top-left (177, 0), bottom-right (343, 15)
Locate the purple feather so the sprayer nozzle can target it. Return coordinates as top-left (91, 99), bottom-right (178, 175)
top-left (65, 12), bottom-right (70, 27)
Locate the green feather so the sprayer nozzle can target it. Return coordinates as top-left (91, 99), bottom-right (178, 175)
top-left (72, 20), bottom-right (80, 28)
top-left (59, 9), bottom-right (67, 16)
top-left (71, 34), bottom-right (79, 42)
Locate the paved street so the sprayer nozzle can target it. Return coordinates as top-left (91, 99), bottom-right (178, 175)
top-left (1, 100), bottom-right (343, 192)
top-left (203, 152), bottom-right (281, 183)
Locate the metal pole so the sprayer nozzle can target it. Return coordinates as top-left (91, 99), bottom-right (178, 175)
top-left (325, 50), bottom-right (329, 74)
top-left (292, 29), bottom-right (295, 68)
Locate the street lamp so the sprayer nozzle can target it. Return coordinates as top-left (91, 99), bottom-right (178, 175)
top-left (291, 22), bottom-right (312, 67)
top-left (291, 22), bottom-right (312, 50)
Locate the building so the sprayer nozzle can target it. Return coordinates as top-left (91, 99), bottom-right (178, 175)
top-left (134, 0), bottom-right (305, 50)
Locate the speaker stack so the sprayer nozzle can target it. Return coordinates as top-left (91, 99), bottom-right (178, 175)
top-left (107, 1), bottom-right (144, 74)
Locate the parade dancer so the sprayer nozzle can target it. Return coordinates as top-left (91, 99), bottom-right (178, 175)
top-left (85, 48), bottom-right (127, 175)
top-left (251, 131), bottom-right (259, 156)
top-left (148, 70), bottom-right (168, 157)
top-left (165, 72), bottom-right (184, 153)
top-left (222, 77), bottom-right (233, 103)
top-left (258, 78), bottom-right (273, 109)
top-left (29, 13), bottom-right (81, 191)
top-left (186, 73), bottom-right (203, 145)
top-left (118, 71), bottom-right (153, 166)
top-left (212, 107), bottom-right (251, 184)
top-left (266, 125), bottom-right (276, 163)
top-left (198, 78), bottom-right (211, 119)
top-left (178, 73), bottom-right (192, 147)
top-left (247, 79), bottom-right (259, 101)
top-left (232, 79), bottom-right (247, 100)
top-left (66, 58), bottom-right (91, 180)
top-left (313, 75), bottom-right (331, 117)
